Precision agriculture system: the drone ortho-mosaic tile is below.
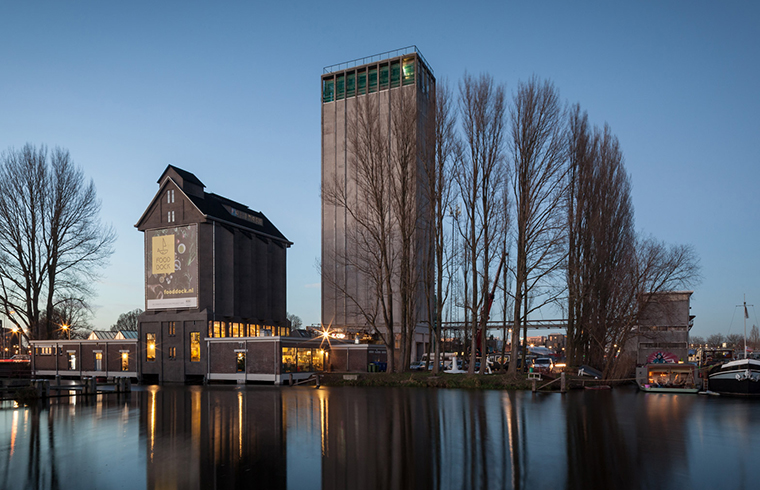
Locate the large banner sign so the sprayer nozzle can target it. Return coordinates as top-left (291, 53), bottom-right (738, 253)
top-left (145, 224), bottom-right (198, 310)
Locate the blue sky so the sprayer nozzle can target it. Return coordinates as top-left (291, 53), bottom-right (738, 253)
top-left (1, 1), bottom-right (758, 337)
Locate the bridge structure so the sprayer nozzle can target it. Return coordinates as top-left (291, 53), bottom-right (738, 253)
top-left (439, 319), bottom-right (568, 331)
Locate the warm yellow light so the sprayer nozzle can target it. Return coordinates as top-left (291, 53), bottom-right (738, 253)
top-left (148, 345), bottom-right (155, 351)
top-left (11, 326), bottom-right (18, 333)
top-left (62, 324), bottom-right (68, 330)
top-left (122, 353), bottom-right (128, 359)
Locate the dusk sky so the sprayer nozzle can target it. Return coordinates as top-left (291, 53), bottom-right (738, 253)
top-left (1, 1), bottom-right (758, 338)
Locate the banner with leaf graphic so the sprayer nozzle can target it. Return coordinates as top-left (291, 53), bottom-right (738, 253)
top-left (145, 224), bottom-right (198, 309)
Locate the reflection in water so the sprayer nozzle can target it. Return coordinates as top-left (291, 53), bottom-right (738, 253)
top-left (1, 385), bottom-right (759, 489)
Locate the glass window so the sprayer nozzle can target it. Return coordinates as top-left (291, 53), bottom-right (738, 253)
top-left (346, 72), bottom-right (355, 98)
top-left (168, 322), bottom-right (176, 337)
top-left (368, 67), bottom-right (378, 93)
top-left (282, 347), bottom-right (296, 373)
top-left (313, 349), bottom-right (325, 372)
top-left (236, 352), bottom-right (245, 372)
top-left (121, 352), bottom-right (129, 371)
top-left (190, 332), bottom-right (200, 362)
top-left (297, 348), bottom-right (313, 372)
top-left (357, 70), bottom-right (366, 95)
top-left (336, 74), bottom-right (345, 100)
top-left (146, 333), bottom-right (156, 362)
top-left (379, 64), bottom-right (389, 90)
top-left (390, 61), bottom-right (401, 88)
top-left (402, 58), bottom-right (415, 85)
top-left (322, 78), bottom-right (334, 103)
top-left (68, 353), bottom-right (76, 370)
top-left (169, 346), bottom-right (176, 360)
top-left (231, 322), bottom-right (240, 337)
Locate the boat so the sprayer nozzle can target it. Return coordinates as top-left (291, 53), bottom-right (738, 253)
top-left (707, 358), bottom-right (760, 396)
top-left (708, 297), bottom-right (760, 396)
top-left (637, 362), bottom-right (700, 393)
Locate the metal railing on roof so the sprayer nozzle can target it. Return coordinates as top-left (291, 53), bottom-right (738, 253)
top-left (323, 45), bottom-right (433, 75)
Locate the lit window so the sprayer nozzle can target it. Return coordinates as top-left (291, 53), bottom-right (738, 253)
top-left (402, 58), bottom-right (415, 85)
top-left (169, 346), bottom-right (176, 360)
top-left (231, 322), bottom-right (240, 337)
top-left (236, 352), bottom-right (245, 372)
top-left (190, 332), bottom-right (200, 362)
top-left (121, 352), bottom-right (129, 371)
top-left (146, 333), bottom-right (156, 362)
top-left (168, 322), bottom-right (176, 336)
top-left (281, 347), bottom-right (296, 373)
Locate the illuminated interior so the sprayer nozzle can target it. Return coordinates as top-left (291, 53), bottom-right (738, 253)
top-left (146, 333), bottom-right (156, 362)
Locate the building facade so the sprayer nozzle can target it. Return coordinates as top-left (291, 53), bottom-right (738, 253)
top-left (320, 47), bottom-right (435, 360)
top-left (635, 291), bottom-right (694, 365)
top-left (135, 165), bottom-right (292, 383)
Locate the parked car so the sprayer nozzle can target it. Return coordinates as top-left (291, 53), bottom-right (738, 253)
top-left (11, 354), bottom-right (30, 362)
top-left (531, 357), bottom-right (554, 373)
top-left (410, 361), bottom-right (425, 371)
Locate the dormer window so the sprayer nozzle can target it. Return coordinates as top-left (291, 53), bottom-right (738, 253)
top-left (167, 189), bottom-right (175, 203)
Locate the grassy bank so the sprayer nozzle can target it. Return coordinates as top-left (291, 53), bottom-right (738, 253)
top-left (319, 371), bottom-right (536, 390)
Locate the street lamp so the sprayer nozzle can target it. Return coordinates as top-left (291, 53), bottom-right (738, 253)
top-left (11, 325), bottom-right (19, 356)
top-left (62, 324), bottom-right (70, 340)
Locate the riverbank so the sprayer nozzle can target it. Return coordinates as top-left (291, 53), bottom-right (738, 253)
top-left (320, 371), bottom-right (537, 390)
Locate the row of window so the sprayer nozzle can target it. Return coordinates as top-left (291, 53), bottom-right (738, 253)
top-left (145, 332), bottom-right (202, 362)
top-left (36, 349), bottom-right (131, 372)
top-left (207, 321), bottom-right (289, 339)
top-left (281, 347), bottom-right (325, 373)
top-left (322, 58), bottom-right (416, 103)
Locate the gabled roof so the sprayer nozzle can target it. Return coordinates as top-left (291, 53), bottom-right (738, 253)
top-left (186, 192), bottom-right (290, 244)
top-left (136, 166), bottom-right (291, 245)
top-left (87, 330), bottom-right (138, 340)
top-left (158, 164), bottom-right (205, 187)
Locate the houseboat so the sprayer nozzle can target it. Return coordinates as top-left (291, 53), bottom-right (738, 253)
top-left (636, 363), bottom-right (700, 393)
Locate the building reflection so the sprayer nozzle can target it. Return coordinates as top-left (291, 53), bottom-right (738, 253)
top-left (140, 385), bottom-right (286, 490)
top-left (564, 390), bottom-right (693, 490)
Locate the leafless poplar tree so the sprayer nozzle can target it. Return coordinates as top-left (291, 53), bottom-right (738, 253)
top-left (420, 80), bottom-right (458, 374)
top-left (322, 89), bottom-right (424, 372)
top-left (455, 72), bottom-right (507, 374)
top-left (566, 106), bottom-right (636, 371)
top-left (0, 144), bottom-right (115, 340)
top-left (508, 77), bottom-right (567, 375)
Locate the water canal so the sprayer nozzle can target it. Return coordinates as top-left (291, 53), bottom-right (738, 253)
top-left (0, 384), bottom-right (758, 489)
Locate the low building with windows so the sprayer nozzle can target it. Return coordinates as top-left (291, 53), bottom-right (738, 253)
top-left (30, 336), bottom-right (138, 379)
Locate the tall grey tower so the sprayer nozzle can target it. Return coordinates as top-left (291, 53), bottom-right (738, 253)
top-left (321, 47), bottom-right (435, 359)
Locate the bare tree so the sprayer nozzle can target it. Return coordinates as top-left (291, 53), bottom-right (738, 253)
top-left (749, 325), bottom-right (760, 350)
top-left (420, 80), bottom-right (458, 374)
top-left (110, 308), bottom-right (144, 332)
top-left (455, 72), bottom-right (507, 374)
top-left (322, 89), bottom-right (424, 372)
top-left (0, 144), bottom-right (115, 340)
top-left (707, 333), bottom-right (725, 348)
top-left (43, 298), bottom-right (93, 338)
top-left (508, 77), bottom-right (567, 375)
top-left (566, 106), bottom-right (636, 371)
top-left (286, 312), bottom-right (303, 330)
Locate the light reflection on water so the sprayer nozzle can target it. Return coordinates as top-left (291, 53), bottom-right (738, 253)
top-left (1, 385), bottom-right (759, 489)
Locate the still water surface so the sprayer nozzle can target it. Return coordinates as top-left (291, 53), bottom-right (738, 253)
top-left (1, 384), bottom-right (758, 489)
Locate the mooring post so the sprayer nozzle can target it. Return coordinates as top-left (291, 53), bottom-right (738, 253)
top-left (532, 379), bottom-right (537, 392)
top-left (289, 373), bottom-right (293, 386)
top-left (561, 372), bottom-right (567, 393)
top-left (315, 375), bottom-right (320, 388)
